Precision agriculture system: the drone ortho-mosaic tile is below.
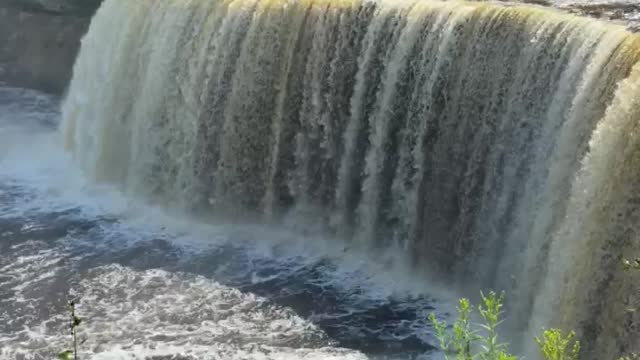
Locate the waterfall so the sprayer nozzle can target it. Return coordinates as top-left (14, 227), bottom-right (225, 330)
top-left (62, 0), bottom-right (640, 358)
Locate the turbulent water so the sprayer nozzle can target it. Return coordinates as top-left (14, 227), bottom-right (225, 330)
top-left (1, 86), bottom-right (451, 359)
top-left (2, 0), bottom-right (634, 358)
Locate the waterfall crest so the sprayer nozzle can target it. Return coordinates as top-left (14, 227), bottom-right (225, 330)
top-left (62, 0), bottom-right (640, 357)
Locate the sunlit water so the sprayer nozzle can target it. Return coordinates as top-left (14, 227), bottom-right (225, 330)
top-left (0, 86), bottom-right (453, 359)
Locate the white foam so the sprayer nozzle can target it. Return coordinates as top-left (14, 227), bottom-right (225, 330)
top-left (1, 263), bottom-right (368, 359)
top-left (0, 86), bottom-right (450, 359)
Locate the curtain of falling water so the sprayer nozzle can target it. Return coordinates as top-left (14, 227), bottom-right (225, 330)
top-left (62, 0), bottom-right (640, 358)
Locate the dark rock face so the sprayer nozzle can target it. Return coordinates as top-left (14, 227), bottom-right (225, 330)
top-left (2, 0), bottom-right (103, 17)
top-left (0, 6), bottom-right (92, 94)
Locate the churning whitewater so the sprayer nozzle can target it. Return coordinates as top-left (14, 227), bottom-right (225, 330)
top-left (61, 0), bottom-right (640, 358)
top-left (1, 86), bottom-right (445, 359)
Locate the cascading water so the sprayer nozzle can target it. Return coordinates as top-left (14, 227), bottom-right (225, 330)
top-left (62, 0), bottom-right (640, 358)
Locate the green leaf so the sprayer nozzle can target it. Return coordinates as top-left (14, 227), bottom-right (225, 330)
top-left (58, 350), bottom-right (73, 360)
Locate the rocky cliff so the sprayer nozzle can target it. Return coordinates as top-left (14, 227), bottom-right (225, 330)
top-left (0, 1), bottom-right (101, 94)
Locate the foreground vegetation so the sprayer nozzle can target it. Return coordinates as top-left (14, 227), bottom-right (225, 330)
top-left (429, 291), bottom-right (578, 360)
top-left (428, 258), bottom-right (639, 360)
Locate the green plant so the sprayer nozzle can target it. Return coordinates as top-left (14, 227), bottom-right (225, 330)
top-left (429, 298), bottom-right (476, 360)
top-left (535, 329), bottom-right (580, 360)
top-left (451, 298), bottom-right (475, 360)
top-left (428, 292), bottom-right (582, 360)
top-left (428, 291), bottom-right (517, 360)
top-left (429, 257), bottom-right (638, 360)
top-left (58, 300), bottom-right (81, 360)
top-left (477, 292), bottom-right (516, 360)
